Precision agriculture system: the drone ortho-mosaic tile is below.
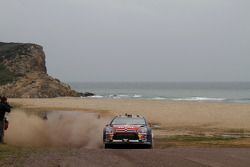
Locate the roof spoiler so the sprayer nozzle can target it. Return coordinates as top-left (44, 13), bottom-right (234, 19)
top-left (125, 113), bottom-right (142, 118)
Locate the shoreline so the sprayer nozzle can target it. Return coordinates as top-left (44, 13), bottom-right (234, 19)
top-left (76, 96), bottom-right (250, 104)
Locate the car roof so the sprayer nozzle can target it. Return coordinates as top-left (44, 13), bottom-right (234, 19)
top-left (116, 114), bottom-right (144, 118)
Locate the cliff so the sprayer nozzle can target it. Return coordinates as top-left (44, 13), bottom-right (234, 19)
top-left (0, 42), bottom-right (80, 98)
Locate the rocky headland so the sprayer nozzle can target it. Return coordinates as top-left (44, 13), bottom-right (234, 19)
top-left (0, 42), bottom-right (81, 98)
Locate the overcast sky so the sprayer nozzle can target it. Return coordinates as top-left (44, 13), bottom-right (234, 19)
top-left (1, 0), bottom-right (250, 82)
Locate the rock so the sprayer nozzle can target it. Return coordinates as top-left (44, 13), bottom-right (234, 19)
top-left (0, 42), bottom-right (80, 98)
top-left (79, 92), bottom-right (95, 97)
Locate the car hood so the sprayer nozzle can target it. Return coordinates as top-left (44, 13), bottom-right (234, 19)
top-left (111, 125), bottom-right (144, 131)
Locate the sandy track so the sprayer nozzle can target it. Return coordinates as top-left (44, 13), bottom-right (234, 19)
top-left (2, 148), bottom-right (248, 167)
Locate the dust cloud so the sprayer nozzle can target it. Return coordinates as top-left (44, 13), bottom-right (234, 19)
top-left (4, 110), bottom-right (109, 148)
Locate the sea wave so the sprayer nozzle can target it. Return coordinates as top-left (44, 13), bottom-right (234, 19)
top-left (86, 94), bottom-right (250, 103)
top-left (113, 94), bottom-right (130, 99)
top-left (109, 94), bottom-right (142, 99)
top-left (172, 97), bottom-right (226, 102)
top-left (133, 94), bottom-right (142, 98)
top-left (90, 95), bottom-right (104, 98)
top-left (152, 97), bottom-right (166, 100)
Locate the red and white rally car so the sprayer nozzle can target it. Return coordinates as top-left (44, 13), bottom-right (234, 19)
top-left (103, 114), bottom-right (153, 148)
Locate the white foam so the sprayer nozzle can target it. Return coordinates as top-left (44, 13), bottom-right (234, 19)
top-left (172, 97), bottom-right (226, 102)
top-left (152, 97), bottom-right (166, 100)
top-left (133, 94), bottom-right (142, 98)
top-left (90, 95), bottom-right (104, 98)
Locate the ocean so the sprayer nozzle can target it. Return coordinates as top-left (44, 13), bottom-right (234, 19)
top-left (69, 82), bottom-right (250, 103)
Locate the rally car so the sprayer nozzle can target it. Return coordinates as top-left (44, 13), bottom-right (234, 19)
top-left (103, 114), bottom-right (153, 148)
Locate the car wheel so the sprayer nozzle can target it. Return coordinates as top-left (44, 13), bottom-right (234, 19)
top-left (105, 144), bottom-right (111, 149)
top-left (145, 144), bottom-right (152, 149)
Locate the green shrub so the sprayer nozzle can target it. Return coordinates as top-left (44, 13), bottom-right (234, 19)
top-left (0, 43), bottom-right (22, 60)
top-left (0, 64), bottom-right (17, 85)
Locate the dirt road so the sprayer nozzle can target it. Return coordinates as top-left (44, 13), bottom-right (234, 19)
top-left (2, 148), bottom-right (250, 167)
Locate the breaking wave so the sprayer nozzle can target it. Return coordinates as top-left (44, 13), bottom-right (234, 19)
top-left (171, 97), bottom-right (226, 102)
top-left (84, 94), bottom-right (250, 103)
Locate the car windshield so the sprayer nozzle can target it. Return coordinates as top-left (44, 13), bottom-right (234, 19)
top-left (111, 117), bottom-right (146, 125)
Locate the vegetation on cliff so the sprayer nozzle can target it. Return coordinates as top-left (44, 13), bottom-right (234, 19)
top-left (0, 64), bottom-right (17, 85)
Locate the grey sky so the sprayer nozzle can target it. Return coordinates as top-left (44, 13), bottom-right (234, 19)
top-left (1, 0), bottom-right (250, 82)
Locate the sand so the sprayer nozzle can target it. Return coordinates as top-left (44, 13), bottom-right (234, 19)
top-left (9, 98), bottom-right (250, 132)
top-left (2, 98), bottom-right (250, 166)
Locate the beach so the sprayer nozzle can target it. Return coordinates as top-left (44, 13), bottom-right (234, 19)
top-left (8, 98), bottom-right (250, 140)
top-left (9, 98), bottom-right (250, 127)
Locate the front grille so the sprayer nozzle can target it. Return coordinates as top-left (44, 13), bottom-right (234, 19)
top-left (115, 129), bottom-right (137, 133)
top-left (113, 133), bottom-right (139, 140)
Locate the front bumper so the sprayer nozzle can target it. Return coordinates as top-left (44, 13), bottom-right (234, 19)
top-left (104, 133), bottom-right (152, 145)
top-left (104, 139), bottom-right (152, 145)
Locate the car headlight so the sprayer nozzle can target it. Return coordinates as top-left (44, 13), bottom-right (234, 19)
top-left (105, 127), bottom-right (113, 133)
top-left (138, 127), bottom-right (147, 134)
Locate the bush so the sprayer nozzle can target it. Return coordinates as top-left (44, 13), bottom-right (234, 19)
top-left (0, 64), bottom-right (17, 85)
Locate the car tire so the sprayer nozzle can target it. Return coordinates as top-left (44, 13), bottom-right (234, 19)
top-left (105, 144), bottom-right (111, 149)
top-left (146, 144), bottom-right (152, 149)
